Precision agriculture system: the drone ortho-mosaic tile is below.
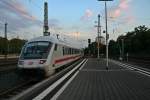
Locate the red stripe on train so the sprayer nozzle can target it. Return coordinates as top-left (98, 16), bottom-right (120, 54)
top-left (54, 55), bottom-right (80, 64)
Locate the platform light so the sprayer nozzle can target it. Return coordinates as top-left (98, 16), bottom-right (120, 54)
top-left (97, 0), bottom-right (113, 69)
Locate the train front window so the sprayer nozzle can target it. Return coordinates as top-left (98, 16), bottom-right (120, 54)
top-left (20, 41), bottom-right (52, 59)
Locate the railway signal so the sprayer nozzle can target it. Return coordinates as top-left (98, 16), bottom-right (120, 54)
top-left (88, 39), bottom-right (91, 44)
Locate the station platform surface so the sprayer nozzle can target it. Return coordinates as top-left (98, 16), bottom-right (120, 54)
top-left (57, 58), bottom-right (150, 100)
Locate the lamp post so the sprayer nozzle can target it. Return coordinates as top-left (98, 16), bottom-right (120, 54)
top-left (118, 38), bottom-right (124, 61)
top-left (121, 38), bottom-right (124, 61)
top-left (98, 0), bottom-right (113, 69)
top-left (4, 23), bottom-right (8, 60)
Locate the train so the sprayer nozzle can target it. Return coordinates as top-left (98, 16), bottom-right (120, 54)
top-left (17, 35), bottom-right (83, 77)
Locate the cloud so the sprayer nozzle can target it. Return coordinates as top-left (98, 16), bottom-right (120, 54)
top-left (70, 32), bottom-right (81, 38)
top-left (125, 15), bottom-right (135, 24)
top-left (0, 0), bottom-right (42, 33)
top-left (70, 25), bottom-right (80, 30)
top-left (5, 25), bottom-right (42, 40)
top-left (107, 0), bottom-right (135, 26)
top-left (49, 19), bottom-right (60, 28)
top-left (81, 9), bottom-right (93, 21)
top-left (0, 0), bottom-right (62, 39)
top-left (0, 0), bottom-right (37, 21)
top-left (119, 0), bottom-right (129, 9)
top-left (48, 19), bottom-right (63, 32)
top-left (109, 0), bottom-right (132, 18)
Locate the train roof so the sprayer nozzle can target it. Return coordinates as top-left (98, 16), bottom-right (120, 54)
top-left (27, 34), bottom-right (83, 49)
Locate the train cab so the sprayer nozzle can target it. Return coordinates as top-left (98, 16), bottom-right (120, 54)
top-left (17, 35), bottom-right (83, 77)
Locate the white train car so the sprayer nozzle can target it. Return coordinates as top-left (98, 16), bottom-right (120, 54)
top-left (18, 35), bottom-right (83, 77)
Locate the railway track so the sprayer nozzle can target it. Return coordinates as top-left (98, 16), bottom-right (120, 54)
top-left (0, 58), bottom-right (18, 66)
top-left (0, 58), bottom-right (84, 100)
top-left (0, 78), bottom-right (40, 100)
top-left (0, 58), bottom-right (18, 72)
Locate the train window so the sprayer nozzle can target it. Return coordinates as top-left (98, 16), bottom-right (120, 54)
top-left (72, 49), bottom-right (74, 54)
top-left (54, 44), bottom-right (57, 51)
top-left (71, 48), bottom-right (73, 54)
top-left (69, 48), bottom-right (71, 54)
top-left (65, 48), bottom-right (67, 55)
top-left (66, 47), bottom-right (69, 55)
top-left (64, 47), bottom-right (66, 55)
top-left (20, 41), bottom-right (52, 59)
top-left (62, 47), bottom-right (80, 55)
top-left (67, 48), bottom-right (69, 54)
top-left (77, 50), bottom-right (79, 53)
top-left (64, 47), bottom-right (67, 55)
top-left (63, 47), bottom-right (64, 55)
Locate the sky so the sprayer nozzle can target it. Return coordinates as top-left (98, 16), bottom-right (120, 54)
top-left (0, 0), bottom-right (150, 44)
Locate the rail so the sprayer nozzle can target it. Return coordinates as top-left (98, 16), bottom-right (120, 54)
top-left (11, 58), bottom-right (86, 100)
top-left (0, 78), bottom-right (39, 100)
top-left (0, 58), bottom-right (18, 66)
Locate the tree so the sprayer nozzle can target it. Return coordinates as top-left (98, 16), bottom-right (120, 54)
top-left (109, 40), bottom-right (119, 58)
top-left (9, 38), bottom-right (26, 54)
top-left (108, 25), bottom-right (150, 58)
top-left (0, 37), bottom-right (8, 54)
top-left (0, 37), bottom-right (26, 55)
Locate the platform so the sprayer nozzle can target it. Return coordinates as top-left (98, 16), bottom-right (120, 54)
top-left (56, 58), bottom-right (150, 100)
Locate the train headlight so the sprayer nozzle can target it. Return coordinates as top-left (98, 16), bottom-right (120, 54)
top-left (39, 60), bottom-right (46, 64)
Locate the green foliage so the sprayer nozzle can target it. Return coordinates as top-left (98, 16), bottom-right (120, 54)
top-left (0, 37), bottom-right (26, 54)
top-left (109, 40), bottom-right (119, 57)
top-left (84, 41), bottom-right (105, 57)
top-left (109, 25), bottom-right (150, 57)
top-left (0, 37), bottom-right (8, 54)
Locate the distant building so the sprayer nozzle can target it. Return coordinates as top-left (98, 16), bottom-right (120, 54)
top-left (95, 36), bottom-right (105, 45)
